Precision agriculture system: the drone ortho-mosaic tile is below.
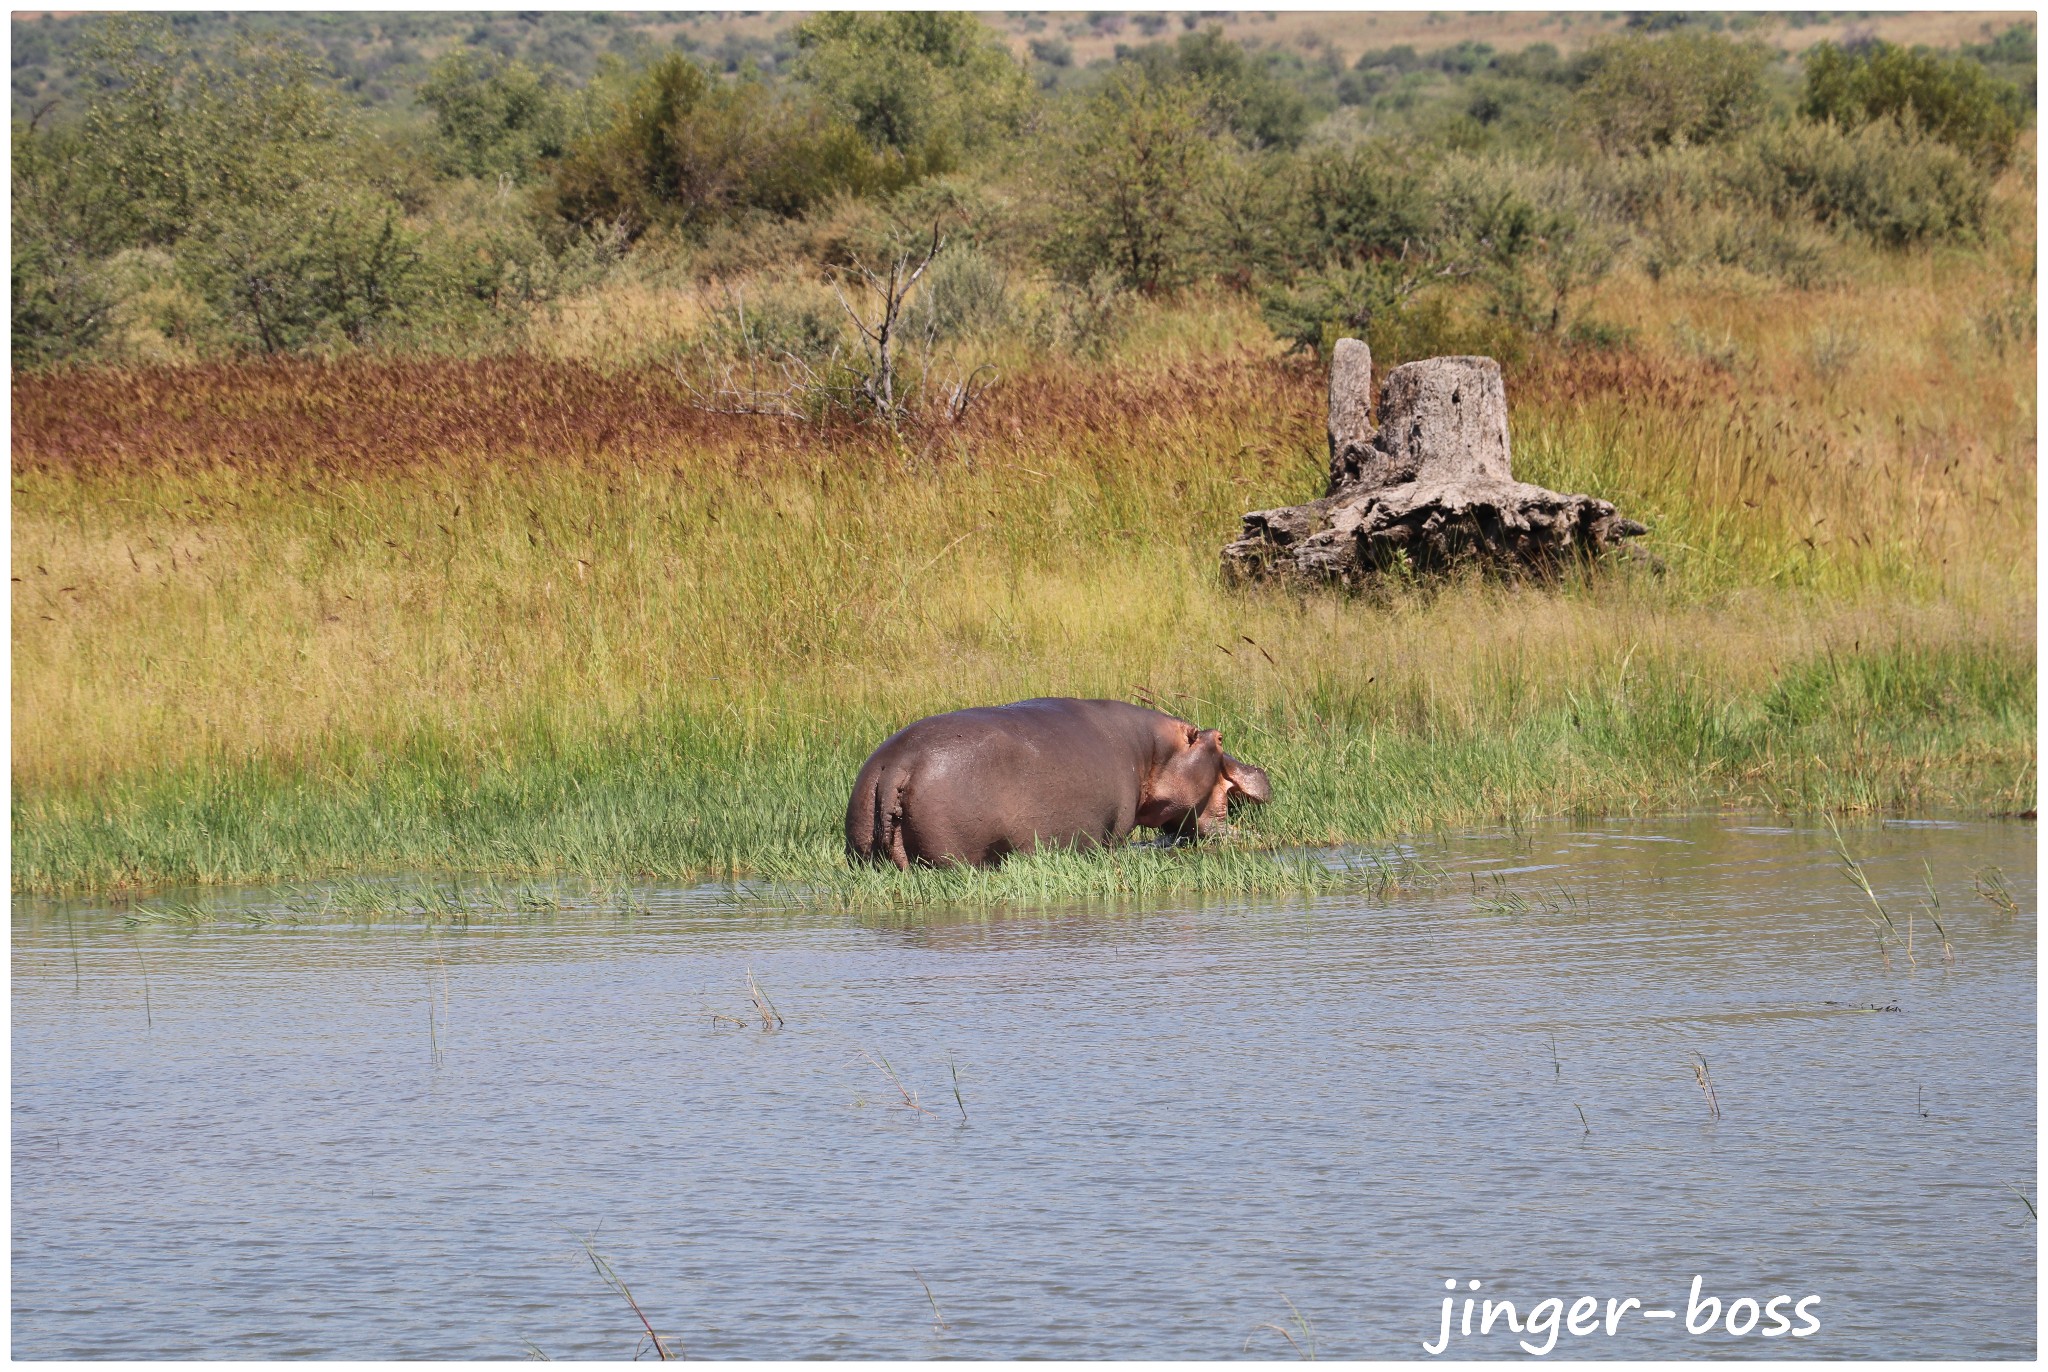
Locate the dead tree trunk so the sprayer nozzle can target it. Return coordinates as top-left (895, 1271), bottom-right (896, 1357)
top-left (1223, 341), bottom-right (1646, 586)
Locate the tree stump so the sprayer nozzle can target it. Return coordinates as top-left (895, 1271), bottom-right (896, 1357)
top-left (1223, 341), bottom-right (1646, 586)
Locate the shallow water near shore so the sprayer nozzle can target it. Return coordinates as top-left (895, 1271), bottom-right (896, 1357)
top-left (11, 816), bottom-right (2036, 1359)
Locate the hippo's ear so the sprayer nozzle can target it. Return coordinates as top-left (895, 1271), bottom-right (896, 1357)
top-left (1221, 752), bottom-right (1271, 805)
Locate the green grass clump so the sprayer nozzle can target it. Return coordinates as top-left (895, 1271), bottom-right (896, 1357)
top-left (742, 841), bottom-right (1375, 912)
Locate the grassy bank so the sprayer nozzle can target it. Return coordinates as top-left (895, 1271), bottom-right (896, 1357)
top-left (11, 250), bottom-right (2036, 895)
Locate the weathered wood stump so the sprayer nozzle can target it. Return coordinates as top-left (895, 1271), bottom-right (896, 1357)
top-left (1222, 340), bottom-right (1646, 586)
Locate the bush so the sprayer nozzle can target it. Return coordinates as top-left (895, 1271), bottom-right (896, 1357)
top-left (697, 275), bottom-right (848, 366)
top-left (1156, 25), bottom-right (1310, 150)
top-left (1590, 144), bottom-right (1720, 278)
top-left (12, 16), bottom-right (447, 363)
top-left (1259, 154), bottom-right (1621, 354)
top-left (101, 248), bottom-right (219, 363)
top-left (1961, 21), bottom-right (2037, 109)
top-left (1041, 66), bottom-right (1224, 292)
top-left (416, 51), bottom-right (574, 183)
top-left (11, 123), bottom-right (126, 366)
top-left (419, 180), bottom-right (627, 319)
top-left (1029, 38), bottom-right (1073, 69)
top-left (180, 186), bottom-right (428, 353)
top-left (1198, 150), bottom-right (1295, 283)
top-left (1429, 155), bottom-right (1622, 334)
top-left (1492, 42), bottom-right (1568, 83)
top-left (790, 11), bottom-right (1031, 163)
top-left (1258, 258), bottom-right (1418, 357)
top-left (73, 18), bottom-right (350, 248)
top-left (549, 54), bottom-right (915, 239)
top-left (1355, 45), bottom-right (1424, 75)
top-left (1575, 31), bottom-right (1771, 154)
top-left (1278, 143), bottom-right (1433, 269)
top-left (1430, 40), bottom-right (1496, 76)
top-left (1638, 203), bottom-right (1837, 288)
top-left (1802, 39), bottom-right (2024, 171)
top-left (909, 242), bottom-right (1010, 340)
top-left (1595, 111), bottom-right (1991, 256)
top-left (1021, 270), bottom-right (1132, 358)
top-left (1732, 117), bottom-right (1990, 246)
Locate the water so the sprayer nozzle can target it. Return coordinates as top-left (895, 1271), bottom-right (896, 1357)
top-left (12, 817), bottom-right (2035, 1359)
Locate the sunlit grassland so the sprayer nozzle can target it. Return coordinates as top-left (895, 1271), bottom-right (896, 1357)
top-left (11, 186), bottom-right (2035, 895)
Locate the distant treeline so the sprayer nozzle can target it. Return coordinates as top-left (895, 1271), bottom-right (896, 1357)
top-left (10, 11), bottom-right (2035, 367)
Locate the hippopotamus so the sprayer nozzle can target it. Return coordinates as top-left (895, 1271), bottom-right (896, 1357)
top-left (845, 697), bottom-right (1272, 869)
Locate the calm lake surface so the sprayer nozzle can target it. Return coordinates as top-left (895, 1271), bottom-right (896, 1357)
top-left (12, 817), bottom-right (2036, 1359)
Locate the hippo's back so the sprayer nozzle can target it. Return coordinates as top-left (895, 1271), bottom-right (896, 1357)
top-left (846, 699), bottom-right (1154, 867)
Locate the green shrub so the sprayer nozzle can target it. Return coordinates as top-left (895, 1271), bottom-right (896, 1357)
top-left (549, 54), bottom-right (915, 238)
top-left (1258, 259), bottom-right (1416, 357)
top-left (12, 16), bottom-right (446, 363)
top-left (73, 17), bottom-right (350, 249)
top-left (1961, 21), bottom-right (2037, 109)
top-left (1590, 144), bottom-right (1834, 285)
top-left (1029, 37), bottom-right (1074, 69)
top-left (1198, 150), bottom-right (1295, 282)
top-left (1492, 42), bottom-right (1569, 83)
top-left (419, 180), bottom-right (626, 319)
top-left (11, 123), bottom-right (125, 367)
top-left (1732, 117), bottom-right (1989, 246)
top-left (416, 50), bottom-right (574, 183)
top-left (1802, 39), bottom-right (2025, 171)
top-left (790, 11), bottom-right (1032, 163)
top-left (1597, 113), bottom-right (1992, 256)
top-left (909, 241), bottom-right (1010, 340)
top-left (1259, 154), bottom-right (1621, 354)
top-left (94, 248), bottom-right (211, 361)
top-left (1278, 143), bottom-right (1433, 269)
top-left (180, 186), bottom-right (428, 353)
top-left (698, 276), bottom-right (849, 366)
top-left (1430, 155), bottom-right (1622, 334)
top-left (1638, 203), bottom-right (1838, 287)
top-left (1041, 66), bottom-right (1224, 292)
top-left (1367, 288), bottom-right (1532, 371)
top-left (1575, 31), bottom-right (1771, 154)
top-left (1150, 24), bottom-right (1311, 150)
top-left (1020, 270), bottom-right (1132, 357)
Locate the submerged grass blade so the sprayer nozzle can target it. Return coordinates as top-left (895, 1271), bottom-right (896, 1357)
top-left (131, 932), bottom-right (152, 1031)
top-left (745, 967), bottom-right (785, 1029)
top-left (860, 1048), bottom-right (929, 1113)
top-left (948, 1054), bottom-right (968, 1125)
top-left (1920, 860), bottom-right (1956, 964)
top-left (1972, 866), bottom-right (2020, 918)
top-left (1245, 1293), bottom-right (1317, 1359)
top-left (911, 1268), bottom-right (948, 1331)
top-left (577, 1233), bottom-right (676, 1361)
top-left (1825, 815), bottom-right (1898, 965)
top-left (1689, 1051), bottom-right (1722, 1120)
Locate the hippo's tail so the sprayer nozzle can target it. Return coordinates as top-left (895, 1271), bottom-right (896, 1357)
top-left (845, 764), bottom-right (911, 870)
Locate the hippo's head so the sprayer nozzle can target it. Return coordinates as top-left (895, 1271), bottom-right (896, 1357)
top-left (1137, 720), bottom-right (1272, 838)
